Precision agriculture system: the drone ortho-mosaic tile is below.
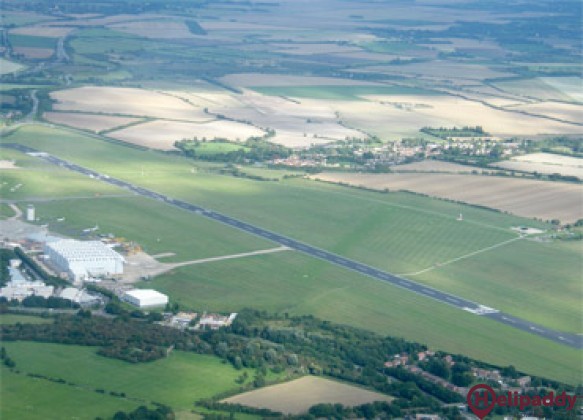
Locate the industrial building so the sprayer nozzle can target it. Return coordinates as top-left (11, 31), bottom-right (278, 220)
top-left (0, 265), bottom-right (54, 302)
top-left (44, 239), bottom-right (125, 283)
top-left (59, 287), bottom-right (102, 306)
top-left (122, 289), bottom-right (168, 308)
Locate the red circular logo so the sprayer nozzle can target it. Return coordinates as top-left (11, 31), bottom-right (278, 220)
top-left (467, 384), bottom-right (496, 419)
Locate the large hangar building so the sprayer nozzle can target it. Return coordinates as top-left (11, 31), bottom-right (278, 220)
top-left (44, 239), bottom-right (125, 283)
top-left (122, 289), bottom-right (168, 308)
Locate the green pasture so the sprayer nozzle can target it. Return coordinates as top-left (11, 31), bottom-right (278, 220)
top-left (8, 34), bottom-right (57, 49)
top-left (360, 40), bottom-right (426, 54)
top-left (1, 367), bottom-right (143, 420)
top-left (187, 141), bottom-right (250, 156)
top-left (0, 148), bottom-right (123, 200)
top-left (0, 314), bottom-right (52, 325)
top-left (0, 203), bottom-right (17, 219)
top-left (0, 12), bottom-right (53, 26)
top-left (71, 28), bottom-right (160, 55)
top-left (250, 85), bottom-right (440, 100)
top-left (2, 342), bottom-right (254, 409)
top-left (0, 83), bottom-right (50, 91)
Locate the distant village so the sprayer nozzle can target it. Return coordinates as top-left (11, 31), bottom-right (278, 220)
top-left (271, 131), bottom-right (523, 170)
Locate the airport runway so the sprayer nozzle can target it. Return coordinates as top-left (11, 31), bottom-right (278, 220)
top-left (5, 143), bottom-right (581, 349)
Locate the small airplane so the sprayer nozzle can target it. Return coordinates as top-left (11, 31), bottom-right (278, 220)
top-left (83, 225), bottom-right (99, 233)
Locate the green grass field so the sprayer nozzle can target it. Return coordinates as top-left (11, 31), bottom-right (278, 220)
top-left (2, 342), bottom-right (255, 409)
top-left (250, 85), bottom-right (440, 100)
top-left (2, 124), bottom-right (581, 383)
top-left (187, 142), bottom-right (251, 156)
top-left (0, 203), bottom-right (17, 219)
top-left (0, 148), bottom-right (124, 200)
top-left (8, 34), bottom-right (57, 49)
top-left (1, 367), bottom-right (144, 420)
top-left (0, 314), bottom-right (52, 325)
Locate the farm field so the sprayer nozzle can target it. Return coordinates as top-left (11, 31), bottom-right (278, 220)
top-left (393, 160), bottom-right (492, 173)
top-left (250, 85), bottom-right (437, 101)
top-left (43, 112), bottom-right (144, 133)
top-left (0, 58), bottom-right (25, 75)
top-left (509, 101), bottom-right (583, 124)
top-left (108, 119), bottom-right (264, 150)
top-left (311, 172), bottom-right (583, 224)
top-left (492, 77), bottom-right (583, 103)
top-left (50, 87), bottom-right (209, 121)
top-left (1, 367), bottom-right (143, 420)
top-left (1, 341), bottom-right (255, 411)
top-left (491, 153), bottom-right (583, 179)
top-left (222, 376), bottom-right (393, 414)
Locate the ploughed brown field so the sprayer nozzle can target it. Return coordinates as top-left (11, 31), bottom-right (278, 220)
top-left (311, 172), bottom-right (583, 224)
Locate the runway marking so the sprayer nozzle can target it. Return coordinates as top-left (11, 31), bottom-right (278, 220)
top-left (400, 236), bottom-right (523, 277)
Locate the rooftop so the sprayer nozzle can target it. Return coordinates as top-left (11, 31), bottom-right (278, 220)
top-left (46, 240), bottom-right (124, 261)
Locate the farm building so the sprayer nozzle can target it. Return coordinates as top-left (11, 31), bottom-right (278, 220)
top-left (122, 289), bottom-right (168, 308)
top-left (44, 239), bottom-right (124, 283)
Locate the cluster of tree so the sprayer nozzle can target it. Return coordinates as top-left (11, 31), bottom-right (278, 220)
top-left (197, 400), bottom-right (281, 418)
top-left (384, 367), bottom-right (463, 404)
top-left (308, 401), bottom-right (402, 419)
top-left (185, 20), bottom-right (206, 36)
top-left (0, 315), bottom-right (210, 363)
top-left (0, 248), bottom-right (17, 287)
top-left (109, 405), bottom-right (174, 420)
top-left (421, 126), bottom-right (488, 139)
top-left (175, 134), bottom-right (291, 164)
top-left (13, 247), bottom-right (68, 287)
top-left (21, 295), bottom-right (79, 309)
top-left (0, 346), bottom-right (15, 368)
top-left (218, 165), bottom-right (278, 182)
top-left (419, 358), bottom-right (473, 387)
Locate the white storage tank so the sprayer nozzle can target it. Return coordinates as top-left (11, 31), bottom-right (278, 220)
top-left (26, 204), bottom-right (35, 222)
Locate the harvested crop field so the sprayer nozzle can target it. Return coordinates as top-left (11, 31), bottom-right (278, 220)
top-left (12, 46), bottom-right (53, 59)
top-left (394, 160), bottom-right (493, 173)
top-left (511, 101), bottom-right (583, 124)
top-left (356, 94), bottom-right (583, 138)
top-left (51, 87), bottom-right (208, 121)
top-left (44, 112), bottom-right (143, 133)
top-left (311, 172), bottom-right (583, 223)
top-left (491, 153), bottom-right (583, 179)
top-left (108, 119), bottom-right (264, 150)
top-left (0, 58), bottom-right (24, 75)
top-left (10, 25), bottom-right (74, 37)
top-left (221, 376), bottom-right (393, 414)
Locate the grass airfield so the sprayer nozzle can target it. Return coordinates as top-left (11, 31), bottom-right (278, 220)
top-left (2, 124), bottom-right (581, 384)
